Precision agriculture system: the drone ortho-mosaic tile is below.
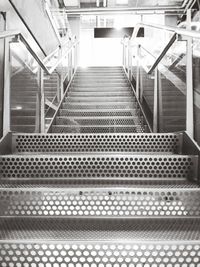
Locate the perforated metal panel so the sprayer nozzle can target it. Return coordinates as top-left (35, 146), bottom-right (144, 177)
top-left (0, 241), bottom-right (200, 267)
top-left (52, 125), bottom-right (147, 133)
top-left (13, 133), bottom-right (181, 154)
top-left (72, 83), bottom-right (129, 88)
top-left (65, 97), bottom-right (135, 103)
top-left (0, 217), bottom-right (200, 240)
top-left (0, 179), bottom-right (198, 188)
top-left (72, 87), bottom-right (132, 92)
top-left (62, 102), bottom-right (136, 110)
top-left (72, 82), bottom-right (128, 86)
top-left (0, 187), bottom-right (200, 217)
top-left (68, 92), bottom-right (133, 97)
top-left (58, 109), bottom-right (140, 117)
top-left (55, 117), bottom-right (142, 126)
top-left (0, 155), bottom-right (197, 179)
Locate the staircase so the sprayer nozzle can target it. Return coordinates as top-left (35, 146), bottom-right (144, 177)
top-left (0, 66), bottom-right (200, 266)
top-left (50, 66), bottom-right (148, 133)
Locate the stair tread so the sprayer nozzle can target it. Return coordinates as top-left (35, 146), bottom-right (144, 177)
top-left (0, 184), bottom-right (199, 218)
top-left (0, 218), bottom-right (200, 241)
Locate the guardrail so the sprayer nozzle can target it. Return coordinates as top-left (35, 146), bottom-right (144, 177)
top-left (1, 30), bottom-right (79, 134)
top-left (122, 9), bottom-right (199, 140)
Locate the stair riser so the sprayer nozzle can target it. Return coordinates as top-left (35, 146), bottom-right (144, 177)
top-left (0, 155), bottom-right (196, 179)
top-left (52, 125), bottom-right (147, 133)
top-left (55, 117), bottom-right (142, 126)
top-left (71, 82), bottom-right (129, 88)
top-left (57, 109), bottom-right (139, 117)
top-left (67, 92), bottom-right (133, 97)
top-left (0, 241), bottom-right (200, 266)
top-left (62, 103), bottom-right (136, 110)
top-left (65, 97), bottom-right (135, 103)
top-left (71, 88), bottom-right (132, 92)
top-left (12, 133), bottom-right (181, 154)
top-left (0, 188), bottom-right (199, 217)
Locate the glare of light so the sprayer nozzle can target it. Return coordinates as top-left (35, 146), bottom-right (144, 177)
top-left (79, 64), bottom-right (88, 69)
top-left (114, 16), bottom-right (124, 30)
top-left (115, 25), bottom-right (122, 30)
top-left (15, 106), bottom-right (22, 110)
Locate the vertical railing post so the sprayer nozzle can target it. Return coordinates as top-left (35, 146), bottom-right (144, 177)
top-left (56, 73), bottom-right (61, 102)
top-left (58, 47), bottom-right (64, 100)
top-left (153, 67), bottom-right (159, 132)
top-left (158, 72), bottom-right (163, 132)
top-left (136, 44), bottom-right (140, 99)
top-left (122, 41), bottom-right (126, 68)
top-left (186, 9), bottom-right (194, 138)
top-left (3, 13), bottom-right (11, 135)
top-left (128, 39), bottom-right (132, 80)
top-left (36, 68), bottom-right (45, 133)
top-left (3, 38), bottom-right (11, 135)
top-left (68, 48), bottom-right (72, 81)
top-left (74, 43), bottom-right (77, 71)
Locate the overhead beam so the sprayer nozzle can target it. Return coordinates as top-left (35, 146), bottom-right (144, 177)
top-left (53, 6), bottom-right (184, 15)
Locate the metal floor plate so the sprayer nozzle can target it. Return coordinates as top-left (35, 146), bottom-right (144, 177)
top-left (0, 218), bottom-right (200, 240)
top-left (12, 133), bottom-right (181, 154)
top-left (0, 187), bottom-right (200, 218)
top-left (0, 155), bottom-right (197, 179)
top-left (0, 240), bottom-right (200, 267)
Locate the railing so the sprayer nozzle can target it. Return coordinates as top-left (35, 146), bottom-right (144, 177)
top-left (122, 10), bottom-right (200, 145)
top-left (0, 30), bottom-right (79, 134)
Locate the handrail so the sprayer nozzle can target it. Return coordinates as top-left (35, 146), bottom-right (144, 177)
top-left (147, 33), bottom-right (177, 74)
top-left (0, 30), bottom-right (77, 75)
top-left (44, 0), bottom-right (61, 45)
top-left (18, 34), bottom-right (51, 74)
top-left (0, 30), bottom-right (20, 39)
top-left (1, 31), bottom-right (51, 73)
top-left (132, 22), bottom-right (200, 40)
top-left (127, 21), bottom-right (200, 75)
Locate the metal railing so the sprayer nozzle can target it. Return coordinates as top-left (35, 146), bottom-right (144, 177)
top-left (122, 9), bottom-right (200, 143)
top-left (0, 30), bottom-right (79, 134)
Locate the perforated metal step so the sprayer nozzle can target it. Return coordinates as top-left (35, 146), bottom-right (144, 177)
top-left (65, 96), bottom-right (135, 103)
top-left (73, 77), bottom-right (126, 81)
top-left (52, 124), bottom-right (147, 133)
top-left (55, 117), bottom-right (143, 126)
top-left (1, 239), bottom-right (200, 267)
top-left (12, 133), bottom-right (181, 154)
top-left (0, 187), bottom-right (199, 218)
top-left (4, 66), bottom-right (200, 267)
top-left (68, 91), bottom-right (133, 97)
top-left (0, 218), bottom-right (200, 240)
top-left (71, 83), bottom-right (129, 88)
top-left (71, 87), bottom-right (132, 92)
top-left (58, 108), bottom-right (140, 117)
top-left (0, 155), bottom-right (197, 179)
top-left (62, 102), bottom-right (137, 110)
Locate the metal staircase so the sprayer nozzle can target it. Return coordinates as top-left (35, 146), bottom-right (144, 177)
top-left (50, 67), bottom-right (148, 133)
top-left (0, 66), bottom-right (200, 266)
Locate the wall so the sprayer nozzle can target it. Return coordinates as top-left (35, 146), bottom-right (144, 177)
top-left (0, 0), bottom-right (60, 58)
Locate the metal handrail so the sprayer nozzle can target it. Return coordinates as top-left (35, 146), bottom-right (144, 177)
top-left (132, 22), bottom-right (200, 40)
top-left (123, 16), bottom-right (200, 138)
top-left (126, 21), bottom-right (200, 74)
top-left (0, 30), bottom-right (77, 75)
